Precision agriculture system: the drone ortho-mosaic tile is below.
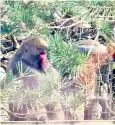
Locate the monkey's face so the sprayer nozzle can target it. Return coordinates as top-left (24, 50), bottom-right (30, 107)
top-left (20, 42), bottom-right (50, 71)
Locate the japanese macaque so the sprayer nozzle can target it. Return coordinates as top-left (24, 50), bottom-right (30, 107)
top-left (7, 36), bottom-right (65, 121)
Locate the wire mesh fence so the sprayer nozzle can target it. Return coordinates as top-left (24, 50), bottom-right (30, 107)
top-left (84, 59), bottom-right (115, 120)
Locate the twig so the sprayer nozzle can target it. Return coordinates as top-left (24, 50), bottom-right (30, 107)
top-left (1, 106), bottom-right (67, 119)
top-left (1, 46), bottom-right (16, 54)
top-left (54, 8), bottom-right (62, 19)
top-left (1, 57), bottom-right (9, 61)
top-left (1, 9), bottom-right (9, 18)
top-left (86, 6), bottom-right (115, 9)
top-left (1, 35), bottom-right (21, 54)
top-left (0, 62), bottom-right (7, 71)
top-left (60, 18), bottom-right (73, 27)
top-left (50, 16), bottom-right (78, 25)
top-left (99, 16), bottom-right (115, 18)
top-left (48, 21), bottom-right (83, 29)
top-left (10, 34), bottom-right (20, 49)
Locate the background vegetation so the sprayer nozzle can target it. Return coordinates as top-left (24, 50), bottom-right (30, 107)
top-left (0, 0), bottom-right (115, 121)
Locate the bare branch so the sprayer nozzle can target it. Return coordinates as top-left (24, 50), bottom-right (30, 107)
top-left (48, 21), bottom-right (83, 29)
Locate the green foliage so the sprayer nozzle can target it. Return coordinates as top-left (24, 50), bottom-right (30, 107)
top-left (53, 0), bottom-right (115, 42)
top-left (1, 21), bottom-right (18, 34)
top-left (55, 0), bottom-right (115, 22)
top-left (0, 70), bottom-right (14, 89)
top-left (32, 16), bottom-right (50, 36)
top-left (48, 33), bottom-right (87, 77)
top-left (63, 90), bottom-right (84, 110)
top-left (33, 1), bottom-right (55, 22)
top-left (1, 1), bottom-right (115, 119)
top-left (54, 1), bottom-right (86, 16)
top-left (16, 61), bottom-right (23, 75)
top-left (1, 1), bottom-right (56, 35)
top-left (89, 0), bottom-right (115, 6)
top-left (83, 0), bottom-right (115, 22)
top-left (0, 65), bottom-right (62, 107)
top-left (6, 1), bottom-right (35, 28)
top-left (98, 20), bottom-right (113, 41)
top-left (2, 0), bottom-right (115, 41)
top-left (6, 70), bottom-right (14, 82)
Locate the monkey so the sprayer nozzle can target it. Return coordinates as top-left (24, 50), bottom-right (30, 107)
top-left (7, 36), bottom-right (65, 121)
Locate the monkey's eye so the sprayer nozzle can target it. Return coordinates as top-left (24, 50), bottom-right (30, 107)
top-left (25, 49), bottom-right (28, 52)
top-left (23, 45), bottom-right (29, 53)
top-left (40, 51), bottom-right (47, 55)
